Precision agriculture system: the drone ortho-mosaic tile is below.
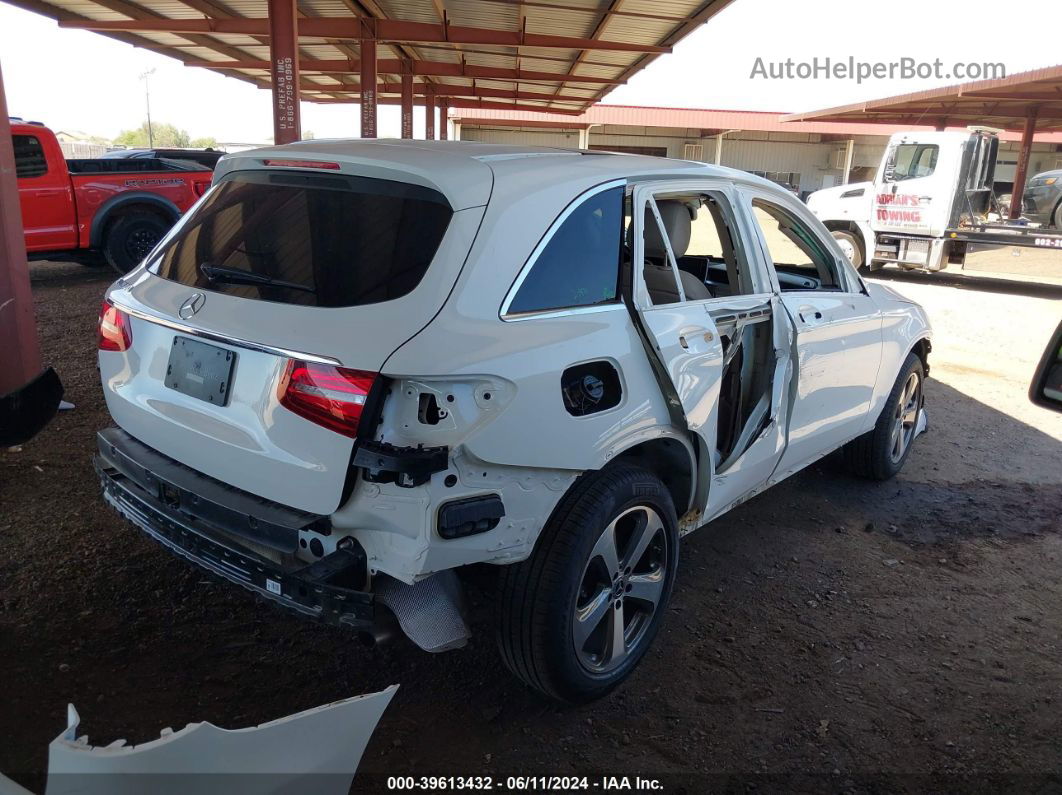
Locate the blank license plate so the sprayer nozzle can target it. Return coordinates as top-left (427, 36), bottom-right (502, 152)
top-left (901, 239), bottom-right (929, 263)
top-left (166, 337), bottom-right (236, 406)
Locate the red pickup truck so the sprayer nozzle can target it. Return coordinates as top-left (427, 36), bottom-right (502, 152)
top-left (13, 121), bottom-right (213, 272)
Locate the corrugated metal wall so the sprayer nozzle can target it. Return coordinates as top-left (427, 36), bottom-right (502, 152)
top-left (589, 128), bottom-right (869, 192)
top-left (460, 127), bottom-right (581, 148)
top-left (995, 141), bottom-right (1062, 182)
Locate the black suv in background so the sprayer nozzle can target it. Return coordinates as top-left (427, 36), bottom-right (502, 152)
top-left (1022, 169), bottom-right (1062, 229)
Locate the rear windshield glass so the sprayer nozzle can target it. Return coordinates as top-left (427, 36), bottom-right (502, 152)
top-left (150, 170), bottom-right (452, 307)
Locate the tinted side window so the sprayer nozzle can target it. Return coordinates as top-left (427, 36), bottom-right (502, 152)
top-left (13, 135), bottom-right (47, 178)
top-left (507, 186), bottom-right (622, 315)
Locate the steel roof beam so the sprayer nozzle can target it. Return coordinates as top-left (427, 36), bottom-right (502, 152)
top-left (548, 0), bottom-right (624, 104)
top-left (295, 80), bottom-right (589, 102)
top-left (307, 95), bottom-right (584, 114)
top-left (185, 57), bottom-right (626, 84)
top-left (58, 16), bottom-right (672, 52)
top-left (960, 91), bottom-right (1062, 102)
top-left (407, 43), bottom-right (629, 69)
top-left (466, 0), bottom-right (687, 22)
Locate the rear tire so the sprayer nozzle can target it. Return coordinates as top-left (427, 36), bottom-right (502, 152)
top-left (495, 463), bottom-right (679, 702)
top-left (831, 230), bottom-right (864, 268)
top-left (843, 352), bottom-right (924, 480)
top-left (103, 212), bottom-right (169, 274)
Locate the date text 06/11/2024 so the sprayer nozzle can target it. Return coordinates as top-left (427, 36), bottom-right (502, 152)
top-left (386, 776), bottom-right (665, 791)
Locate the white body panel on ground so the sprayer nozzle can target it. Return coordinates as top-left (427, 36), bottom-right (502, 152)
top-left (44, 686), bottom-right (397, 795)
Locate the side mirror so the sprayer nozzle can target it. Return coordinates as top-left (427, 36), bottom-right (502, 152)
top-left (1030, 320), bottom-right (1062, 413)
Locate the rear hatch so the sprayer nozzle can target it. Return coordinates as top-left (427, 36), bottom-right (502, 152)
top-left (101, 151), bottom-right (490, 514)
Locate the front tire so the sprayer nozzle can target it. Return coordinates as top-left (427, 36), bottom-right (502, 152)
top-left (1053, 200), bottom-right (1062, 230)
top-left (844, 352), bottom-right (925, 480)
top-left (103, 212), bottom-right (169, 274)
top-left (831, 230), bottom-right (864, 268)
top-left (495, 463), bottom-right (679, 702)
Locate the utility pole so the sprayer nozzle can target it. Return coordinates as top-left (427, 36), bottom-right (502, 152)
top-left (140, 68), bottom-right (156, 147)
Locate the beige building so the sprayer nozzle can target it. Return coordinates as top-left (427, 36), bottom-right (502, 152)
top-left (450, 105), bottom-right (1062, 197)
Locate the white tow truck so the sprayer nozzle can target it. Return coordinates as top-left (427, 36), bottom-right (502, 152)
top-left (807, 127), bottom-right (1062, 271)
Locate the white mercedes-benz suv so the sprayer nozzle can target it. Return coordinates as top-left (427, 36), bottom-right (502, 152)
top-left (95, 140), bottom-right (931, 701)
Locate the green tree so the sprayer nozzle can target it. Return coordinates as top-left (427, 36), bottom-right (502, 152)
top-left (114, 122), bottom-right (191, 149)
top-left (190, 136), bottom-right (218, 149)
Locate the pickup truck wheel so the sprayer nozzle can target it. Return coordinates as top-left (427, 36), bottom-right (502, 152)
top-left (495, 463), bottom-right (678, 702)
top-left (103, 212), bottom-right (169, 274)
top-left (830, 230), bottom-right (864, 268)
top-left (843, 352), bottom-right (924, 480)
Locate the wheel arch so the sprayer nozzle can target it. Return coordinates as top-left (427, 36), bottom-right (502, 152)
top-left (608, 434), bottom-right (697, 517)
top-left (89, 192), bottom-right (181, 249)
top-left (823, 219), bottom-right (873, 265)
top-left (909, 335), bottom-right (932, 378)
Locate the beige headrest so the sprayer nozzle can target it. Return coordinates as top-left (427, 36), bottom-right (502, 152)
top-left (643, 200), bottom-right (692, 259)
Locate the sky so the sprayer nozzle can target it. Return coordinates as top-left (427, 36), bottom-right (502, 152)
top-left (0, 0), bottom-right (1059, 144)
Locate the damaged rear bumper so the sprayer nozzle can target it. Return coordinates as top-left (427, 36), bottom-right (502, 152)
top-left (94, 427), bottom-right (374, 629)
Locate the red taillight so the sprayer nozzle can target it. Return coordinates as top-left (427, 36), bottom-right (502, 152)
top-left (98, 301), bottom-right (132, 352)
top-left (277, 360), bottom-right (376, 438)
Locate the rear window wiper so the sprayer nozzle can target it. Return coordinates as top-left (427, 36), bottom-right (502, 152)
top-left (200, 263), bottom-right (315, 293)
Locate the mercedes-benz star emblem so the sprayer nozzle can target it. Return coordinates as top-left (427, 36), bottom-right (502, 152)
top-left (178, 293), bottom-right (205, 320)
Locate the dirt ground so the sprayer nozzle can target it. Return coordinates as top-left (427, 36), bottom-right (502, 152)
top-left (2, 253), bottom-right (1061, 793)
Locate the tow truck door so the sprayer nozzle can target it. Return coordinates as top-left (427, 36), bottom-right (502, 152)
top-left (872, 132), bottom-right (964, 242)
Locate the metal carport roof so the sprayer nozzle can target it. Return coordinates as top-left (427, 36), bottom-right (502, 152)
top-left (780, 65), bottom-right (1062, 131)
top-left (781, 64), bottom-right (1062, 219)
top-left (1, 0), bottom-right (736, 117)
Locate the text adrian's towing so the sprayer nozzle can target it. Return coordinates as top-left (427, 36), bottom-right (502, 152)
top-left (807, 127), bottom-right (1062, 272)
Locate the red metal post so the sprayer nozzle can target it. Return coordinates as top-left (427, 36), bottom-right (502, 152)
top-left (425, 88), bottom-right (436, 140)
top-left (1009, 106), bottom-right (1039, 220)
top-left (400, 72), bottom-right (413, 139)
top-left (359, 36), bottom-right (377, 138)
top-left (438, 98), bottom-right (449, 140)
top-left (0, 60), bottom-right (43, 397)
top-left (268, 0), bottom-right (301, 144)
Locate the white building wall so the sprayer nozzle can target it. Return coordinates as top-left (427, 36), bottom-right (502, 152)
top-left (459, 122), bottom-right (1062, 193)
top-left (994, 141), bottom-right (1062, 183)
top-left (460, 126), bottom-right (581, 148)
top-left (590, 127), bottom-right (886, 192)
top-left (715, 138), bottom-right (831, 191)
